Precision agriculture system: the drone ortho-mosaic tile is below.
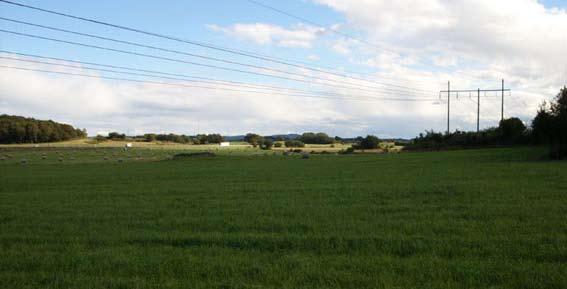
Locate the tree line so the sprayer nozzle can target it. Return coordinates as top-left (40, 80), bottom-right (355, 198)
top-left (4, 87), bottom-right (564, 158)
top-left (406, 87), bottom-right (567, 159)
top-left (141, 133), bottom-right (224, 144)
top-left (0, 115), bottom-right (87, 144)
top-left (98, 132), bottom-right (225, 144)
top-left (405, 117), bottom-right (529, 150)
top-left (242, 132), bottom-right (382, 150)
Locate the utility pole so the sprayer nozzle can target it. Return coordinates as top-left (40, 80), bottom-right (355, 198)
top-left (447, 81), bottom-right (450, 134)
top-left (477, 88), bottom-right (480, 132)
top-left (440, 81), bottom-right (511, 132)
top-left (501, 79), bottom-right (505, 121)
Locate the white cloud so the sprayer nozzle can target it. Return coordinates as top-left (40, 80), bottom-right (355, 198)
top-left (312, 0), bottom-right (567, 124)
top-left (307, 54), bottom-right (320, 61)
top-left (2, 1), bottom-right (566, 138)
top-left (0, 57), bottom-right (384, 136)
top-left (313, 0), bottom-right (567, 71)
top-left (0, 55), bottom-right (455, 137)
top-left (314, 0), bottom-right (454, 37)
top-left (207, 23), bottom-right (326, 48)
top-left (331, 38), bottom-right (353, 54)
top-left (432, 55), bottom-right (457, 67)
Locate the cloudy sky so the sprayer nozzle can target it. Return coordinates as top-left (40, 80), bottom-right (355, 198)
top-left (1, 0), bottom-right (566, 138)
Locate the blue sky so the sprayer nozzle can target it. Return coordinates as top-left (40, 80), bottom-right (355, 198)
top-left (0, 0), bottom-right (374, 83)
top-left (541, 0), bottom-right (567, 8)
top-left (1, 0), bottom-right (566, 137)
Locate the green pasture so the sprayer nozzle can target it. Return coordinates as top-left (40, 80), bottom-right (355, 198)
top-left (0, 146), bottom-right (566, 288)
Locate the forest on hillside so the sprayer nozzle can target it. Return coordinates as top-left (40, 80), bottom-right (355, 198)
top-left (0, 115), bottom-right (87, 144)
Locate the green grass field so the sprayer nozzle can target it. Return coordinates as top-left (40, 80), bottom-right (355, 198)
top-left (1, 146), bottom-right (566, 289)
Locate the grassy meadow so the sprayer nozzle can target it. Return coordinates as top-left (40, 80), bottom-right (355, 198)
top-left (0, 144), bottom-right (566, 288)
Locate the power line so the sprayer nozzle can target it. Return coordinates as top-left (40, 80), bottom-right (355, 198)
top-left (0, 29), bottom-right (436, 98)
top-left (0, 64), bottom-right (370, 101)
top-left (245, 0), bottom-right (384, 51)
top-left (2, 54), bottom-right (434, 101)
top-left (0, 17), bottom-right (433, 95)
top-left (0, 0), bottom-right (434, 92)
top-left (245, 0), bottom-right (493, 83)
top-left (0, 50), bottom-right (350, 96)
top-left (0, 65), bottom-right (439, 102)
top-left (440, 81), bottom-right (511, 133)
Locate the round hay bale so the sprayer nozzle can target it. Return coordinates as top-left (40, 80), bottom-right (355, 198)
top-left (302, 153), bottom-right (310, 159)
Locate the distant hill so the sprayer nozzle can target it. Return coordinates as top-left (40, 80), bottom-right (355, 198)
top-left (223, 135), bottom-right (246, 142)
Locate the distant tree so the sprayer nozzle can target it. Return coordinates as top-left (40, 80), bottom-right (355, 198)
top-left (194, 134), bottom-right (208, 144)
top-left (299, 132), bottom-right (333, 144)
top-left (206, 134), bottom-right (224, 144)
top-left (498, 117), bottom-right (527, 144)
top-left (533, 87), bottom-right (567, 158)
top-left (357, 135), bottom-right (380, 149)
top-left (144, 133), bottom-right (157, 142)
top-left (107, 132), bottom-right (126, 140)
top-left (261, 138), bottom-right (274, 150)
top-left (285, 140), bottom-right (305, 148)
top-left (95, 135), bottom-right (107, 142)
top-left (153, 133), bottom-right (191, 144)
top-left (244, 133), bottom-right (264, 147)
top-left (0, 115), bottom-right (87, 144)
top-left (532, 104), bottom-right (554, 144)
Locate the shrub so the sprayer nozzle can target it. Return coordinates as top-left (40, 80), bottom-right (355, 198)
top-left (339, 147), bottom-right (355, 154)
top-left (261, 138), bottom-right (274, 150)
top-left (95, 135), bottom-right (107, 142)
top-left (173, 152), bottom-right (216, 159)
top-left (354, 135), bottom-right (380, 150)
top-left (285, 140), bottom-right (305, 148)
